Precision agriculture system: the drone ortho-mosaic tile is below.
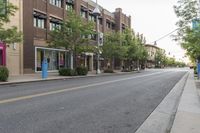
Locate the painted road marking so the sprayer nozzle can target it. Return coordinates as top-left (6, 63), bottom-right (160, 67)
top-left (0, 71), bottom-right (173, 104)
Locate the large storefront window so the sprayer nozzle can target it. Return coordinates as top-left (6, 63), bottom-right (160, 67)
top-left (36, 47), bottom-right (69, 72)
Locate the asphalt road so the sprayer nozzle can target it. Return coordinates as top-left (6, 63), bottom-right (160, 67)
top-left (0, 69), bottom-right (187, 133)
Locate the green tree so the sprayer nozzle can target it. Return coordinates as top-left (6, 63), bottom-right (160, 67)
top-left (155, 49), bottom-right (166, 68)
top-left (126, 31), bottom-right (147, 70)
top-left (174, 0), bottom-right (199, 61)
top-left (0, 1), bottom-right (22, 44)
top-left (166, 57), bottom-right (176, 67)
top-left (102, 28), bottom-right (148, 70)
top-left (48, 11), bottom-right (95, 68)
top-left (102, 31), bottom-right (126, 69)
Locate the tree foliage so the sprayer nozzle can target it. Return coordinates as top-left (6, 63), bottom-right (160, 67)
top-left (0, 1), bottom-right (22, 44)
top-left (48, 11), bottom-right (95, 68)
top-left (102, 28), bottom-right (148, 69)
top-left (155, 49), bottom-right (166, 67)
top-left (174, 0), bottom-right (199, 61)
top-left (48, 11), bottom-right (95, 52)
top-left (102, 31), bottom-right (126, 60)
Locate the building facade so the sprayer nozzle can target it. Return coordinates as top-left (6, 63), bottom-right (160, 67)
top-left (145, 44), bottom-right (161, 68)
top-left (1, 0), bottom-right (23, 75)
top-left (21, 0), bottom-right (131, 73)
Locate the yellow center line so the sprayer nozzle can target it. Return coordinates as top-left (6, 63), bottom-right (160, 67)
top-left (0, 72), bottom-right (164, 104)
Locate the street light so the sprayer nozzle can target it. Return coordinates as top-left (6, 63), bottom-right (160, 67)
top-left (93, 0), bottom-right (101, 74)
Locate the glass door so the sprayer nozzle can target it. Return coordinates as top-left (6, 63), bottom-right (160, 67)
top-left (52, 51), bottom-right (58, 70)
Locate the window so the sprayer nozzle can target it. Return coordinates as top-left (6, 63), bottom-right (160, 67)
top-left (80, 6), bottom-right (87, 19)
top-left (111, 23), bottom-right (115, 30)
top-left (33, 11), bottom-right (46, 29)
top-left (49, 17), bottom-right (61, 31)
top-left (88, 34), bottom-right (96, 40)
top-left (66, 0), bottom-right (74, 11)
top-left (66, 4), bottom-right (73, 11)
top-left (99, 18), bottom-right (103, 25)
top-left (34, 16), bottom-right (46, 29)
top-left (89, 14), bottom-right (95, 22)
top-left (49, 0), bottom-right (62, 8)
top-left (106, 21), bottom-right (111, 29)
top-left (36, 47), bottom-right (69, 72)
top-left (80, 10), bottom-right (87, 18)
top-left (50, 22), bottom-right (61, 31)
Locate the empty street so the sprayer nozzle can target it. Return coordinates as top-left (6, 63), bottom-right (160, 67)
top-left (0, 69), bottom-right (187, 133)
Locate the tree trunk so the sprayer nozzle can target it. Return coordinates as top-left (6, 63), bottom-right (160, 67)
top-left (137, 60), bottom-right (140, 71)
top-left (73, 46), bottom-right (77, 69)
top-left (112, 56), bottom-right (115, 70)
top-left (121, 60), bottom-right (124, 70)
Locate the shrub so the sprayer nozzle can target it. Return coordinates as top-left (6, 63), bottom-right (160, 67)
top-left (70, 69), bottom-right (78, 76)
top-left (59, 68), bottom-right (77, 76)
top-left (76, 67), bottom-right (88, 75)
top-left (104, 69), bottom-right (114, 73)
top-left (0, 66), bottom-right (9, 81)
top-left (194, 66), bottom-right (197, 74)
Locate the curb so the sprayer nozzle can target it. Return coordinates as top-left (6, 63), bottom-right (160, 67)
top-left (170, 71), bottom-right (200, 133)
top-left (0, 71), bottom-right (141, 86)
top-left (135, 72), bottom-right (189, 133)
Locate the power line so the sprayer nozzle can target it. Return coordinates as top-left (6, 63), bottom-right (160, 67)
top-left (150, 28), bottom-right (179, 44)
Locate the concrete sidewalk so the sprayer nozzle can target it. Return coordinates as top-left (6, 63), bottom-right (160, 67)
top-left (135, 70), bottom-right (200, 133)
top-left (0, 70), bottom-right (136, 85)
top-left (170, 71), bottom-right (200, 133)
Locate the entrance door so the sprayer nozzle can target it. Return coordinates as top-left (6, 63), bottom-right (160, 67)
top-left (0, 50), bottom-right (2, 65)
top-left (87, 56), bottom-right (90, 70)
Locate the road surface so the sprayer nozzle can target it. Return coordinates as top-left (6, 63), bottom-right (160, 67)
top-left (0, 69), bottom-right (187, 133)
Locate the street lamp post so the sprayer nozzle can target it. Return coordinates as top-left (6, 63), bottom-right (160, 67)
top-left (93, 0), bottom-right (101, 74)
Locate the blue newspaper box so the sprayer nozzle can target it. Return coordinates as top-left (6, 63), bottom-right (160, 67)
top-left (42, 59), bottom-right (48, 79)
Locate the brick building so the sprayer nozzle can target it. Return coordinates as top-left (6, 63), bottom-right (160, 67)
top-left (10, 0), bottom-right (131, 73)
top-left (145, 44), bottom-right (165, 68)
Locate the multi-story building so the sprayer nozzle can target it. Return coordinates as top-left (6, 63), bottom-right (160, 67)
top-left (1, 0), bottom-right (23, 75)
top-left (145, 44), bottom-right (162, 68)
top-left (21, 0), bottom-right (131, 73)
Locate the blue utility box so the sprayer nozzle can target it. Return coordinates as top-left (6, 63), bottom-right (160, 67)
top-left (42, 58), bottom-right (48, 79)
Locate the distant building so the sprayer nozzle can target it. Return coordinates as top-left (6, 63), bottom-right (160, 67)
top-left (145, 44), bottom-right (164, 68)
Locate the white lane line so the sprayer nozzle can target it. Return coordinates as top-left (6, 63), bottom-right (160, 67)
top-left (0, 71), bottom-right (169, 104)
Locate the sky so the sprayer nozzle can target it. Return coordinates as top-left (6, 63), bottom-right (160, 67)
top-left (97, 0), bottom-right (189, 63)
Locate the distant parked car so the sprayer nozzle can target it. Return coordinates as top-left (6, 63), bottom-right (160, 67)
top-left (189, 65), bottom-right (194, 69)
